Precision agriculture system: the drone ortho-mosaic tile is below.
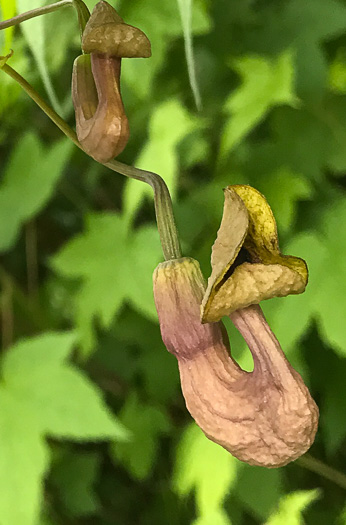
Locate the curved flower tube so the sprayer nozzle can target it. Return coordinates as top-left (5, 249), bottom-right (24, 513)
top-left (153, 257), bottom-right (318, 467)
top-left (72, 0), bottom-right (151, 163)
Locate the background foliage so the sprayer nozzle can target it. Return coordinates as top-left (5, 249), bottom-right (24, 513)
top-left (0, 0), bottom-right (346, 524)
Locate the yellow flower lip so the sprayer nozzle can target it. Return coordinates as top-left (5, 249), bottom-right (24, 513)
top-left (201, 184), bottom-right (308, 323)
top-left (82, 1), bottom-right (151, 58)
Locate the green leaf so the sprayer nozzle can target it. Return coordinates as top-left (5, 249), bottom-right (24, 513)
top-left (285, 0), bottom-right (346, 100)
top-left (265, 489), bottom-right (320, 525)
top-left (255, 167), bottom-right (313, 233)
top-left (242, 0), bottom-right (346, 100)
top-left (324, 97), bottom-right (346, 174)
top-left (17, 0), bottom-right (62, 113)
top-left (329, 50), bottom-right (346, 94)
top-left (37, 516), bottom-right (56, 525)
top-left (126, 225), bottom-right (164, 319)
top-left (120, 0), bottom-right (210, 98)
top-left (139, 343), bottom-right (179, 404)
top-left (3, 332), bottom-right (128, 441)
top-left (110, 310), bottom-right (180, 403)
top-left (52, 214), bottom-right (162, 351)
top-left (0, 37), bottom-right (30, 116)
top-left (337, 505), bottom-right (346, 525)
top-left (270, 107), bottom-right (332, 181)
top-left (234, 465), bottom-right (284, 520)
top-left (52, 213), bottom-right (130, 350)
top-left (3, 332), bottom-right (77, 375)
top-left (176, 0), bottom-right (202, 110)
top-left (111, 394), bottom-right (170, 480)
top-left (192, 509), bottom-right (232, 525)
top-left (36, 515), bottom-right (56, 525)
top-left (173, 424), bottom-right (239, 516)
top-left (267, 198), bottom-right (346, 357)
top-left (321, 363), bottom-right (346, 454)
top-left (220, 50), bottom-right (297, 157)
top-left (0, 388), bottom-right (49, 525)
top-left (263, 233), bottom-right (327, 353)
top-left (51, 451), bottom-right (100, 517)
top-left (313, 199), bottom-right (346, 354)
top-left (0, 0), bottom-right (16, 52)
top-left (123, 100), bottom-right (197, 224)
top-left (0, 133), bottom-right (72, 252)
top-left (44, 3), bottom-right (80, 76)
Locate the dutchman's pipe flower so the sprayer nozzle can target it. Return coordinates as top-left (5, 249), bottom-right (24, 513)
top-left (202, 185), bottom-right (308, 322)
top-left (72, 1), bottom-right (151, 163)
top-left (153, 185), bottom-right (318, 468)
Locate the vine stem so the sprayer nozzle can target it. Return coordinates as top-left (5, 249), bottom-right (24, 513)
top-left (0, 62), bottom-right (181, 260)
top-left (105, 161), bottom-right (181, 260)
top-left (0, 0), bottom-right (72, 30)
top-left (297, 454), bottom-right (346, 491)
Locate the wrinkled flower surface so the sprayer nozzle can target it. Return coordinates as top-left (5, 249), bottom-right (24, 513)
top-left (72, 1), bottom-right (151, 163)
top-left (153, 257), bottom-right (318, 467)
top-left (202, 185), bottom-right (308, 322)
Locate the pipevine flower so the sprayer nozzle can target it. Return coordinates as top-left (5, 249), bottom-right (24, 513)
top-left (0, 0), bottom-right (318, 469)
top-left (153, 185), bottom-right (318, 468)
top-left (202, 184), bottom-right (308, 323)
top-left (72, 0), bottom-right (151, 163)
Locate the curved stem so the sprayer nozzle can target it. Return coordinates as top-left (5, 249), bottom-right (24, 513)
top-left (1, 63), bottom-right (181, 260)
top-left (0, 0), bottom-right (72, 30)
top-left (297, 454), bottom-right (346, 491)
top-left (2, 63), bottom-right (80, 146)
top-left (106, 160), bottom-right (181, 259)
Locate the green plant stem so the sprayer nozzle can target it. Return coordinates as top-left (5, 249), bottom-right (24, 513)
top-left (298, 454), bottom-right (346, 491)
top-left (106, 161), bottom-right (181, 259)
top-left (2, 63), bottom-right (80, 146)
top-left (176, 0), bottom-right (202, 111)
top-left (1, 63), bottom-right (181, 260)
top-left (0, 0), bottom-right (72, 30)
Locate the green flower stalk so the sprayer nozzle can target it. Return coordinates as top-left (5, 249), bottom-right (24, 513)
top-left (72, 1), bottom-right (151, 163)
top-left (153, 188), bottom-right (318, 468)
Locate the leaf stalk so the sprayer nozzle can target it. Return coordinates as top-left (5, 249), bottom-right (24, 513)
top-left (0, 0), bottom-right (73, 30)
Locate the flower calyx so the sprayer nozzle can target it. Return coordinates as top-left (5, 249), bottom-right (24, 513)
top-left (202, 184), bottom-right (308, 323)
top-left (72, 0), bottom-right (151, 163)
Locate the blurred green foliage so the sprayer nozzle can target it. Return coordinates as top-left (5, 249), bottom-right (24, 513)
top-left (1, 0), bottom-right (346, 524)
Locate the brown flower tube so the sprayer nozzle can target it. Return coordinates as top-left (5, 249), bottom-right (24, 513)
top-left (153, 257), bottom-right (318, 467)
top-left (72, 0), bottom-right (151, 163)
top-left (72, 52), bottom-right (129, 163)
